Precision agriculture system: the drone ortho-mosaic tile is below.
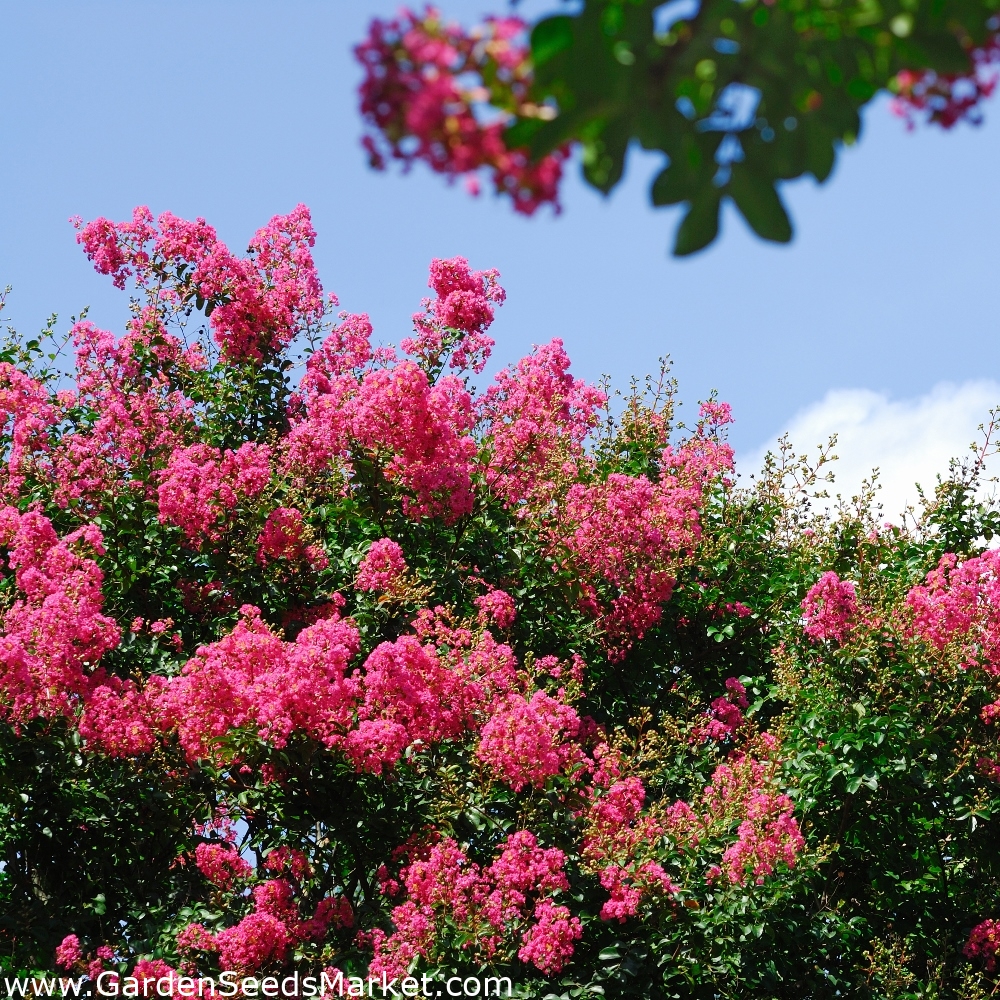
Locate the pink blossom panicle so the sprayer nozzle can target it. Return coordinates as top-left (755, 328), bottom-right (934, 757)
top-left (369, 831), bottom-right (578, 977)
top-left (906, 550), bottom-right (1000, 674)
top-left (0, 508), bottom-right (121, 726)
top-left (693, 677), bottom-right (748, 743)
top-left (965, 918), bottom-right (1000, 971)
top-left (801, 572), bottom-right (858, 643)
top-left (476, 690), bottom-right (583, 791)
top-left (55, 934), bottom-right (82, 970)
top-left (516, 899), bottom-right (582, 974)
top-left (195, 841), bottom-right (253, 890)
top-left (474, 588), bottom-right (517, 629)
top-left (403, 257), bottom-right (505, 374)
top-left (356, 11), bottom-right (567, 216)
top-left (76, 205), bottom-right (323, 361)
top-left (356, 538), bottom-right (408, 593)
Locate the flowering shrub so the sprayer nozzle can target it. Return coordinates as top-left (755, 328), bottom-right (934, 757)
top-left (1, 209), bottom-right (999, 998)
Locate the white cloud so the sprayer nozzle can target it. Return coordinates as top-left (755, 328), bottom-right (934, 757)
top-left (739, 381), bottom-right (1000, 520)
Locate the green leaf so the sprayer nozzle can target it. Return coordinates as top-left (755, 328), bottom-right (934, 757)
top-left (673, 191), bottom-right (721, 256)
top-left (581, 118), bottom-right (630, 194)
top-left (504, 116), bottom-right (546, 151)
top-left (508, 105), bottom-right (607, 160)
top-left (804, 123), bottom-right (839, 182)
top-left (728, 169), bottom-right (792, 243)
top-left (531, 16), bottom-right (574, 67)
top-left (651, 164), bottom-right (690, 206)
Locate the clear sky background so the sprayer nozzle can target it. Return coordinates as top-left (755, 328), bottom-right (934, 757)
top-left (2, 1), bottom-right (998, 515)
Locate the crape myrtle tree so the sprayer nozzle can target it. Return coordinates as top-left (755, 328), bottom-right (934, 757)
top-left (355, 0), bottom-right (1000, 254)
top-left (0, 204), bottom-right (999, 997)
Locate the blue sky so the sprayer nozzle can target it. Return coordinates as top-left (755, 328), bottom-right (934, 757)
top-left (2, 1), bottom-right (998, 505)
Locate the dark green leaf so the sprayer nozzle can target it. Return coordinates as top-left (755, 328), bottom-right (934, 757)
top-left (673, 191), bottom-right (721, 256)
top-left (728, 168), bottom-right (792, 243)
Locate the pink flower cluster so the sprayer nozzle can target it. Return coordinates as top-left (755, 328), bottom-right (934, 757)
top-left (476, 690), bottom-right (583, 790)
top-left (403, 256), bottom-right (505, 374)
top-left (801, 571), bottom-right (858, 643)
top-left (75, 205), bottom-right (323, 360)
top-left (173, 841), bottom-right (351, 973)
top-left (906, 550), bottom-right (1000, 673)
top-left (356, 538), bottom-right (408, 594)
top-left (346, 620), bottom-right (522, 773)
top-left (598, 862), bottom-right (677, 923)
top-left (702, 751), bottom-right (805, 886)
top-left (288, 255), bottom-right (507, 519)
top-left (516, 898), bottom-right (582, 975)
top-left (892, 32), bottom-right (1000, 129)
top-left (356, 8), bottom-right (567, 216)
top-left (474, 587), bottom-right (517, 628)
top-left (180, 876), bottom-right (352, 973)
top-left (480, 338), bottom-right (607, 507)
top-left (0, 508), bottom-right (120, 725)
top-left (265, 846), bottom-right (313, 882)
top-left (368, 831), bottom-right (579, 977)
top-left (965, 917), bottom-right (1000, 971)
top-left (55, 936), bottom-right (118, 979)
top-left (349, 362), bottom-right (478, 521)
top-left (195, 841), bottom-right (253, 890)
top-left (718, 791), bottom-right (805, 885)
top-left (157, 442), bottom-right (272, 546)
top-left (43, 317), bottom-right (196, 509)
top-left (55, 934), bottom-right (83, 970)
top-left (349, 634), bottom-right (475, 771)
top-left (129, 959), bottom-right (177, 992)
top-left (556, 404), bottom-right (734, 657)
top-left (561, 475), bottom-right (681, 649)
top-left (256, 507), bottom-right (327, 569)
top-left (578, 750), bottom-right (682, 921)
top-left (0, 363), bottom-right (58, 499)
top-left (905, 550), bottom-right (1000, 722)
top-left (977, 756), bottom-right (1000, 783)
top-left (580, 737), bottom-right (803, 913)
top-left (582, 750), bottom-right (662, 865)
top-left (484, 346), bottom-right (728, 660)
top-left (156, 604), bottom-right (361, 760)
top-left (693, 677), bottom-right (748, 742)
top-left (78, 674), bottom-right (158, 756)
top-left (286, 296), bottom-right (480, 522)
